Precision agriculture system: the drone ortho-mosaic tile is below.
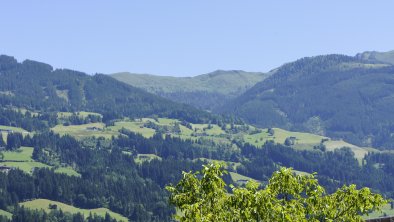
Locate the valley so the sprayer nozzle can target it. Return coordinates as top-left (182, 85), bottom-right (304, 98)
top-left (1, 54), bottom-right (394, 221)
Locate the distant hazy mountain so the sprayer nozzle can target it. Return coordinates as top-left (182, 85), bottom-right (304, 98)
top-left (220, 53), bottom-right (394, 148)
top-left (111, 70), bottom-right (269, 110)
top-left (356, 50), bottom-right (394, 65)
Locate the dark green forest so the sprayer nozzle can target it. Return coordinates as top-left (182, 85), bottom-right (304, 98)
top-left (0, 55), bottom-right (218, 124)
top-left (221, 54), bottom-right (394, 149)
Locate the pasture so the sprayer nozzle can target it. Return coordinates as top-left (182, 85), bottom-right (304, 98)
top-left (20, 199), bottom-right (128, 222)
top-left (243, 127), bottom-right (326, 148)
top-left (134, 154), bottom-right (162, 164)
top-left (108, 121), bottom-right (156, 138)
top-left (0, 125), bottom-right (30, 143)
top-left (52, 123), bottom-right (118, 139)
top-left (229, 172), bottom-right (259, 185)
top-left (54, 166), bottom-right (81, 177)
top-left (1, 147), bottom-right (79, 176)
top-left (0, 209), bottom-right (12, 219)
top-left (2, 147), bottom-right (34, 161)
top-left (323, 140), bottom-right (379, 164)
top-left (57, 111), bottom-right (103, 119)
top-left (363, 203), bottom-right (394, 220)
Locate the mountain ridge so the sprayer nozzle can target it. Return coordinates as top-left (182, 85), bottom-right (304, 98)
top-left (220, 53), bottom-right (394, 148)
top-left (0, 55), bottom-right (216, 123)
top-left (111, 70), bottom-right (269, 110)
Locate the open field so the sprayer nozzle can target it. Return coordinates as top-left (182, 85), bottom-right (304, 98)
top-left (363, 203), bottom-right (394, 220)
top-left (0, 125), bottom-right (29, 133)
top-left (50, 116), bottom-right (379, 166)
top-left (106, 118), bottom-right (379, 162)
top-left (20, 199), bottom-right (128, 222)
top-left (0, 125), bottom-right (30, 142)
top-left (2, 147), bottom-right (34, 161)
top-left (324, 140), bottom-right (379, 164)
top-left (57, 111), bottom-right (103, 119)
top-left (1, 147), bottom-right (79, 176)
top-left (52, 123), bottom-right (118, 139)
top-left (2, 161), bottom-right (50, 173)
top-left (134, 153), bottom-right (162, 164)
top-left (0, 209), bottom-right (12, 219)
top-left (108, 121), bottom-right (156, 138)
top-left (1, 147), bottom-right (50, 173)
top-left (243, 127), bottom-right (326, 148)
top-left (190, 123), bottom-right (226, 136)
top-left (229, 172), bottom-right (259, 186)
top-left (54, 167), bottom-right (81, 177)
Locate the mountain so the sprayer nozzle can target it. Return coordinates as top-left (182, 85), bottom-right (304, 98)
top-left (0, 55), bottom-right (215, 123)
top-left (220, 54), bottom-right (394, 148)
top-left (111, 70), bottom-right (269, 110)
top-left (356, 50), bottom-right (394, 65)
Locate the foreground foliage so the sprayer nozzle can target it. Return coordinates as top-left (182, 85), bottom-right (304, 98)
top-left (167, 163), bottom-right (387, 222)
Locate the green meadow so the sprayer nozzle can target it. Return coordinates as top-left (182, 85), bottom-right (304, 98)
top-left (363, 203), bottom-right (394, 220)
top-left (52, 123), bottom-right (118, 140)
top-left (0, 125), bottom-right (30, 142)
top-left (134, 153), bottom-right (162, 164)
top-left (1, 147), bottom-right (79, 176)
top-left (243, 127), bottom-right (326, 148)
top-left (108, 120), bottom-right (156, 138)
top-left (20, 199), bottom-right (128, 222)
top-left (2, 146), bottom-right (34, 161)
top-left (323, 140), bottom-right (379, 164)
top-left (0, 209), bottom-right (12, 219)
top-left (57, 111), bottom-right (103, 119)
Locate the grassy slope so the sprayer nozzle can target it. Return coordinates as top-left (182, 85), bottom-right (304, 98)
top-left (324, 140), bottom-right (379, 164)
top-left (0, 209), bottom-right (12, 219)
top-left (0, 125), bottom-right (30, 143)
top-left (134, 154), bottom-right (162, 164)
top-left (357, 50), bottom-right (394, 65)
top-left (52, 123), bottom-right (119, 140)
top-left (243, 127), bottom-right (326, 148)
top-left (0, 125), bottom-right (29, 133)
top-left (108, 118), bottom-right (375, 159)
top-left (52, 116), bottom-right (377, 167)
top-left (363, 203), bottom-right (394, 220)
top-left (57, 111), bottom-right (103, 119)
top-left (1, 147), bottom-right (79, 176)
top-left (20, 199), bottom-right (128, 222)
top-left (229, 172), bottom-right (258, 183)
top-left (108, 120), bottom-right (156, 138)
top-left (2, 146), bottom-right (34, 161)
top-left (1, 147), bottom-right (50, 173)
top-left (221, 55), bottom-right (394, 148)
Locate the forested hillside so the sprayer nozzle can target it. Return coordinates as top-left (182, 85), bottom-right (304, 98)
top-left (2, 54), bottom-right (394, 221)
top-left (111, 70), bottom-right (268, 110)
top-left (221, 54), bottom-right (394, 148)
top-left (0, 55), bottom-right (215, 124)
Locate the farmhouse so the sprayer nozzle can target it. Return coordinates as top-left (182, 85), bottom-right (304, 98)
top-left (0, 165), bottom-right (15, 174)
top-left (86, 126), bottom-right (102, 131)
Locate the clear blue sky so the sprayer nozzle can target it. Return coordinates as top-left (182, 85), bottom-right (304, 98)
top-left (1, 1), bottom-right (393, 76)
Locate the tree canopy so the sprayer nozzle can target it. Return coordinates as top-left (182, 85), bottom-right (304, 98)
top-left (167, 163), bottom-right (387, 222)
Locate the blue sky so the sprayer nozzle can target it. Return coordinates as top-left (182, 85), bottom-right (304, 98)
top-left (1, 1), bottom-right (393, 76)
